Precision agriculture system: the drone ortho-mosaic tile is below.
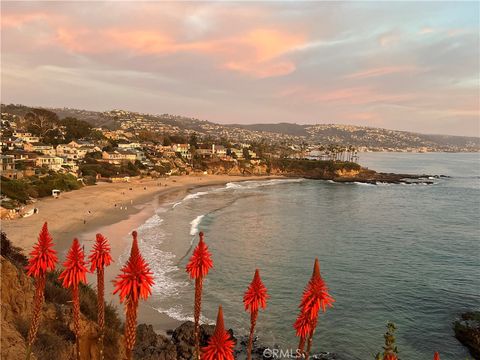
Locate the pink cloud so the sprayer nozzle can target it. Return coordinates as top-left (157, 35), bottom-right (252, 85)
top-left (49, 24), bottom-right (305, 78)
top-left (345, 65), bottom-right (420, 79)
top-left (277, 85), bottom-right (414, 105)
top-left (1, 11), bottom-right (49, 28)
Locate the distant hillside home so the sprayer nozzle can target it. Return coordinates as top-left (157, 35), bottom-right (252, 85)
top-left (1, 155), bottom-right (15, 171)
top-left (23, 142), bottom-right (56, 156)
top-left (196, 145), bottom-right (213, 158)
top-left (172, 143), bottom-right (191, 159)
top-left (306, 150), bottom-right (329, 161)
top-left (118, 141), bottom-right (141, 149)
top-left (230, 148), bottom-right (244, 160)
top-left (56, 141), bottom-right (100, 160)
top-left (12, 132), bottom-right (40, 143)
top-left (101, 150), bottom-right (137, 165)
top-left (212, 144), bottom-right (227, 157)
top-left (156, 145), bottom-right (176, 158)
top-left (35, 155), bottom-right (65, 171)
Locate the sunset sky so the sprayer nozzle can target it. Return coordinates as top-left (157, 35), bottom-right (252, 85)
top-left (1, 1), bottom-right (479, 136)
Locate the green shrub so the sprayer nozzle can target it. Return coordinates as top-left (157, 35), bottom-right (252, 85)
top-left (0, 177), bottom-right (30, 203)
top-left (1, 232), bottom-right (28, 269)
top-left (1, 173), bottom-right (82, 204)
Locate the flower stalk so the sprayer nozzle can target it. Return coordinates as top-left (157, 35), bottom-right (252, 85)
top-left (294, 258), bottom-right (335, 360)
top-left (113, 231), bottom-right (154, 360)
top-left (59, 238), bottom-right (88, 360)
top-left (25, 222), bottom-right (58, 360)
top-left (88, 233), bottom-right (112, 360)
top-left (186, 231), bottom-right (213, 360)
top-left (243, 269), bottom-right (268, 360)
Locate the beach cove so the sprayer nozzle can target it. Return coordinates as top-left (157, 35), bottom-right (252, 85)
top-left (1, 174), bottom-right (286, 332)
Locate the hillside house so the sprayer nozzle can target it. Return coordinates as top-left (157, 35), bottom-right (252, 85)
top-left (172, 143), bottom-right (191, 159)
top-left (23, 142), bottom-right (56, 156)
top-left (12, 132), bottom-right (40, 143)
top-left (35, 155), bottom-right (65, 171)
top-left (101, 150), bottom-right (137, 165)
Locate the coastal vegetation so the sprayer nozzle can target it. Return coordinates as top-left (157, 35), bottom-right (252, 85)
top-left (1, 173), bottom-right (81, 206)
top-left (1, 231), bottom-right (123, 360)
top-left (269, 158), bottom-right (361, 174)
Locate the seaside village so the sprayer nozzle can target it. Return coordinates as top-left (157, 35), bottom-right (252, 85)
top-left (0, 109), bottom-right (359, 219)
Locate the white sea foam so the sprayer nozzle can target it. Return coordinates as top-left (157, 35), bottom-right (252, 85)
top-left (189, 215), bottom-right (205, 236)
top-left (138, 214), bottom-right (164, 230)
top-left (225, 178), bottom-right (304, 190)
top-left (155, 305), bottom-right (213, 324)
top-left (354, 182), bottom-right (376, 186)
top-left (172, 191), bottom-right (210, 208)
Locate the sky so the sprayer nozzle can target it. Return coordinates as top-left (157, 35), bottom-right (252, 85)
top-left (1, 1), bottom-right (479, 136)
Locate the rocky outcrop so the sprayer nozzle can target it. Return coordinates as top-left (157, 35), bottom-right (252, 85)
top-left (134, 324), bottom-right (177, 360)
top-left (454, 312), bottom-right (480, 359)
top-left (1, 257), bottom-right (36, 360)
top-left (204, 158), bottom-right (433, 184)
top-left (133, 321), bottom-right (217, 360)
top-left (133, 321), bottom-right (338, 360)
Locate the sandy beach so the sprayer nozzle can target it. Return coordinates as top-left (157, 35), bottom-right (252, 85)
top-left (1, 174), bottom-right (278, 251)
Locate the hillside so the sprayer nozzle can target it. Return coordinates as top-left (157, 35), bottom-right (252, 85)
top-left (2, 104), bottom-right (479, 151)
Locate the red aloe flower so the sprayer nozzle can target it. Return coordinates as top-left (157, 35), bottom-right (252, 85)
top-left (26, 222), bottom-right (58, 277)
top-left (243, 269), bottom-right (268, 360)
top-left (300, 259), bottom-right (335, 319)
top-left (25, 222), bottom-right (58, 360)
top-left (89, 233), bottom-right (112, 272)
top-left (243, 269), bottom-right (269, 313)
top-left (113, 235), bottom-right (154, 303)
top-left (433, 352), bottom-right (440, 360)
top-left (202, 305), bottom-right (235, 360)
top-left (383, 354), bottom-right (398, 360)
top-left (59, 238), bottom-right (88, 360)
top-left (89, 233), bottom-right (113, 360)
top-left (186, 231), bottom-right (213, 360)
top-left (294, 258), bottom-right (335, 360)
top-left (186, 231), bottom-right (213, 279)
top-left (59, 238), bottom-right (88, 288)
top-left (294, 310), bottom-right (312, 339)
top-left (113, 231), bottom-right (154, 360)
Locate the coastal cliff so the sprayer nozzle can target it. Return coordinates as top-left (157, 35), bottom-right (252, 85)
top-left (202, 158), bottom-right (432, 184)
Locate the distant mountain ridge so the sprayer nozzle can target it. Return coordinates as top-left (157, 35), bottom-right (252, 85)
top-left (1, 103), bottom-right (479, 151)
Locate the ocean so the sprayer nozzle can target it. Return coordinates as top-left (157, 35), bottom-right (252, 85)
top-left (133, 152), bottom-right (480, 360)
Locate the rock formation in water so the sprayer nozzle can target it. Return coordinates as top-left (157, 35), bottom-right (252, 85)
top-left (454, 312), bottom-right (480, 359)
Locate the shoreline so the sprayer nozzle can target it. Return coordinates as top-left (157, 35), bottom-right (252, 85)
top-left (1, 174), bottom-right (285, 334)
top-left (1, 174), bottom-right (284, 252)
